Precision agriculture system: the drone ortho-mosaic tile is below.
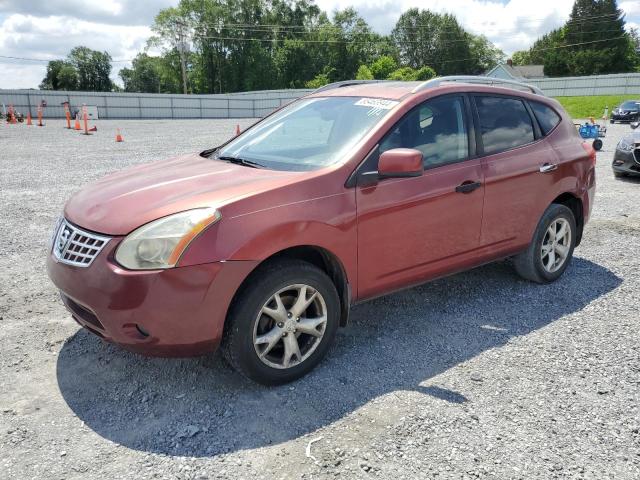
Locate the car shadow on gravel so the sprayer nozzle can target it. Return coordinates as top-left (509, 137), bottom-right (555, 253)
top-left (56, 256), bottom-right (621, 457)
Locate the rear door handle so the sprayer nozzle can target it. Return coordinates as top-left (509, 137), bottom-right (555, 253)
top-left (539, 163), bottom-right (558, 173)
top-left (455, 181), bottom-right (482, 194)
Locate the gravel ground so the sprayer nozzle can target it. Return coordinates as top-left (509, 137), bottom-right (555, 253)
top-left (1, 118), bottom-right (639, 480)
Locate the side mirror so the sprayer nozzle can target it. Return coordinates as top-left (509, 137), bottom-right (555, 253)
top-left (378, 148), bottom-right (424, 179)
top-left (631, 121), bottom-right (639, 130)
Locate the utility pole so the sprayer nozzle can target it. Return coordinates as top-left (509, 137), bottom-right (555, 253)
top-left (175, 19), bottom-right (189, 94)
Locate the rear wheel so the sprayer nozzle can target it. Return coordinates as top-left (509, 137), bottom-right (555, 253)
top-left (222, 260), bottom-right (340, 385)
top-left (592, 138), bottom-right (603, 150)
top-left (513, 204), bottom-right (576, 283)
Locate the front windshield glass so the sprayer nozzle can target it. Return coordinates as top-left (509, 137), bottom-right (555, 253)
top-left (621, 101), bottom-right (639, 110)
top-left (215, 96), bottom-right (398, 171)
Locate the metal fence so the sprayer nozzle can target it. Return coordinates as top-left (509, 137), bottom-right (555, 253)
top-left (2, 72), bottom-right (639, 119)
top-left (0, 89), bottom-right (311, 119)
top-left (527, 73), bottom-right (640, 97)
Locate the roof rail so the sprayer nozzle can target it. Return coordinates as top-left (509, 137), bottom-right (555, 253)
top-left (313, 80), bottom-right (389, 94)
top-left (411, 76), bottom-right (544, 96)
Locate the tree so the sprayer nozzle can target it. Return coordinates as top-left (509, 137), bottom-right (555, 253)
top-left (413, 66), bottom-right (436, 80)
top-left (57, 64), bottom-right (79, 90)
top-left (151, 6), bottom-right (193, 93)
top-left (67, 46), bottom-right (112, 91)
top-left (510, 50), bottom-right (531, 66)
top-left (40, 60), bottom-right (69, 90)
top-left (275, 40), bottom-right (320, 88)
top-left (370, 55), bottom-right (397, 79)
top-left (519, 0), bottom-right (635, 76)
top-left (40, 47), bottom-right (111, 91)
top-left (387, 67), bottom-right (417, 81)
top-left (119, 54), bottom-right (165, 93)
top-left (355, 65), bottom-right (374, 80)
top-left (392, 9), bottom-right (473, 75)
top-left (305, 72), bottom-right (330, 88)
top-left (467, 34), bottom-right (505, 73)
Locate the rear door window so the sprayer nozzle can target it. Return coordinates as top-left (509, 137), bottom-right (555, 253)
top-left (530, 101), bottom-right (561, 135)
top-left (475, 96), bottom-right (535, 155)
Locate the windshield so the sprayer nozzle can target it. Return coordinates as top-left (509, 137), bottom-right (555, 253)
top-left (214, 96), bottom-right (398, 171)
top-left (620, 101), bottom-right (639, 110)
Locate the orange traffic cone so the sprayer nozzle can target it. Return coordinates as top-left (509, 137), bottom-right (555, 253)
top-left (235, 124), bottom-right (241, 136)
top-left (74, 115), bottom-right (81, 130)
top-left (115, 128), bottom-right (123, 142)
top-left (26, 112), bottom-right (32, 126)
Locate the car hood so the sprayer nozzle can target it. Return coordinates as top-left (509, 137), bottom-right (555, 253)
top-left (64, 153), bottom-right (298, 235)
top-left (621, 130), bottom-right (640, 145)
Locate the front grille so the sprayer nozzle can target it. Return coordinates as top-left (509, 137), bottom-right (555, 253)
top-left (52, 218), bottom-right (110, 267)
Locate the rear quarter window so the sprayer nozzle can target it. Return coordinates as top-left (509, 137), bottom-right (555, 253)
top-left (530, 101), bottom-right (561, 135)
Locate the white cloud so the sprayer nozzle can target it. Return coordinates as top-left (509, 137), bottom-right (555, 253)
top-left (0, 14), bottom-right (152, 88)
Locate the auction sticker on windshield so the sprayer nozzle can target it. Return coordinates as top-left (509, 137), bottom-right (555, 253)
top-left (354, 98), bottom-right (399, 116)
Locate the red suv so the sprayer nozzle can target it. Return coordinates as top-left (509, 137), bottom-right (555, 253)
top-left (47, 77), bottom-right (596, 384)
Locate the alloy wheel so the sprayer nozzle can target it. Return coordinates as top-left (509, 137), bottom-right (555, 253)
top-left (252, 284), bottom-right (327, 369)
top-left (541, 218), bottom-right (571, 273)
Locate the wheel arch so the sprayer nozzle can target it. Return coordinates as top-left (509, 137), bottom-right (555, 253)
top-left (551, 192), bottom-right (584, 246)
top-left (227, 245), bottom-right (351, 328)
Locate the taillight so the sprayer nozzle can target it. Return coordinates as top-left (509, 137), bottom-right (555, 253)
top-left (581, 141), bottom-right (596, 165)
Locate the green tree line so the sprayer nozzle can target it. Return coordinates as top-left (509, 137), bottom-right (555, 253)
top-left (40, 0), bottom-right (639, 93)
top-left (511, 0), bottom-right (639, 76)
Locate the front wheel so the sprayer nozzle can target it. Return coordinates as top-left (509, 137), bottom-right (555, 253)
top-left (222, 260), bottom-right (340, 385)
top-left (513, 204), bottom-right (576, 284)
top-left (592, 138), bottom-right (603, 150)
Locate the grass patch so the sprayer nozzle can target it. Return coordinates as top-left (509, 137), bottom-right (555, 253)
top-left (554, 95), bottom-right (639, 119)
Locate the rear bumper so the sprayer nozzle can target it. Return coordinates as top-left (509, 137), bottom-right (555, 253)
top-left (47, 239), bottom-right (258, 357)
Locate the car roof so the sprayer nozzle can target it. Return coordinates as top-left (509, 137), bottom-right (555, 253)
top-left (306, 79), bottom-right (546, 102)
top-left (308, 81), bottom-right (422, 100)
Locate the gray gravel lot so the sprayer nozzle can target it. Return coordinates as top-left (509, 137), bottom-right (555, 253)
top-left (1, 118), bottom-right (639, 479)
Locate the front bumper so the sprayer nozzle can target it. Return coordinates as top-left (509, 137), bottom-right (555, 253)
top-left (611, 113), bottom-right (639, 122)
top-left (47, 238), bottom-right (258, 356)
top-left (612, 148), bottom-right (640, 176)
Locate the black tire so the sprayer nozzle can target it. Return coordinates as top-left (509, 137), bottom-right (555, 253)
top-left (610, 119), bottom-right (615, 124)
top-left (592, 138), bottom-right (603, 151)
top-left (222, 259), bottom-right (340, 385)
top-left (513, 204), bottom-right (576, 284)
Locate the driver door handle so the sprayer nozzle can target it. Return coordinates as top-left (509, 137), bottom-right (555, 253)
top-left (455, 181), bottom-right (482, 194)
top-left (539, 163), bottom-right (558, 173)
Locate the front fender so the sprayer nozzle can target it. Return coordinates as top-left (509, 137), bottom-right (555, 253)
top-left (177, 190), bottom-right (358, 292)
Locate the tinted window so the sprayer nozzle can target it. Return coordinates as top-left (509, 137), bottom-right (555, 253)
top-left (475, 96), bottom-right (534, 155)
top-left (379, 96), bottom-right (468, 169)
top-left (621, 101), bottom-right (640, 111)
top-left (530, 101), bottom-right (561, 135)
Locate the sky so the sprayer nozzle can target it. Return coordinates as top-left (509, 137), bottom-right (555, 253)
top-left (0, 0), bottom-right (638, 89)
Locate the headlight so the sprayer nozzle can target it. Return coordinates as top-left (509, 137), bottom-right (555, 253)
top-left (115, 208), bottom-right (221, 270)
top-left (617, 138), bottom-right (634, 152)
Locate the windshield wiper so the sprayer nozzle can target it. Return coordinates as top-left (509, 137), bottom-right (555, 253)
top-left (216, 155), bottom-right (266, 169)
